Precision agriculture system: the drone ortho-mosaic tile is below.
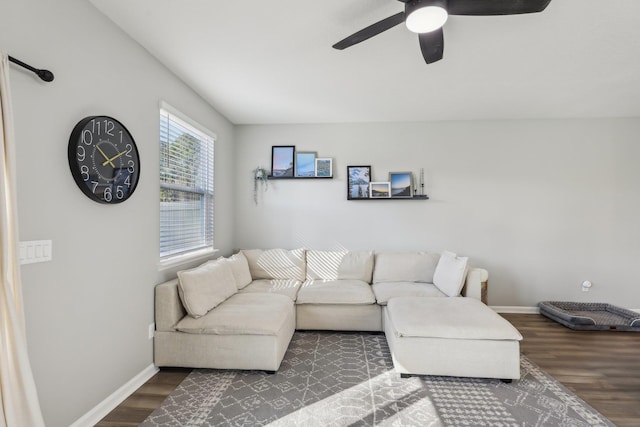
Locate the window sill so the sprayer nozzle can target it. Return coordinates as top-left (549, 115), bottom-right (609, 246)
top-left (158, 248), bottom-right (219, 271)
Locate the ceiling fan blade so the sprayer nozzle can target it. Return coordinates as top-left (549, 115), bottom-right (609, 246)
top-left (419, 28), bottom-right (444, 64)
top-left (333, 12), bottom-right (406, 50)
top-left (448, 0), bottom-right (552, 16)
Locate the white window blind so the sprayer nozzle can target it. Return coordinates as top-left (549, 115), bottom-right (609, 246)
top-left (159, 106), bottom-right (215, 260)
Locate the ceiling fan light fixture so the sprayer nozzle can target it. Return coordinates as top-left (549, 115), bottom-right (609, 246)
top-left (405, 0), bottom-right (448, 33)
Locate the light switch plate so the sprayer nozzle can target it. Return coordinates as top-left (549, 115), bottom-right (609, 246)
top-left (19, 240), bottom-right (52, 264)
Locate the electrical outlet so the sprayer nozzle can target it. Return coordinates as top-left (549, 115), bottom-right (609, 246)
top-left (148, 323), bottom-right (155, 340)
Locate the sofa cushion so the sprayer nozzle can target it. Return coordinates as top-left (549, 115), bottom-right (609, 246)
top-left (386, 297), bottom-right (522, 340)
top-left (433, 251), bottom-right (468, 297)
top-left (372, 282), bottom-right (446, 305)
top-left (373, 252), bottom-right (440, 284)
top-left (223, 252), bottom-right (252, 289)
top-left (238, 279), bottom-right (302, 301)
top-left (177, 260), bottom-right (237, 318)
top-left (241, 248), bottom-right (306, 281)
top-left (176, 292), bottom-right (293, 336)
top-left (296, 279), bottom-right (376, 305)
top-left (306, 250), bottom-right (374, 282)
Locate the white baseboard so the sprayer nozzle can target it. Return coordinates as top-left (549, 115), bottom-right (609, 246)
top-left (490, 306), bottom-right (540, 314)
top-left (70, 363), bottom-right (159, 427)
top-left (490, 306), bottom-right (640, 314)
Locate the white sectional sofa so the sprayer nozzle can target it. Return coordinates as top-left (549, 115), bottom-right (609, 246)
top-left (154, 248), bottom-right (502, 375)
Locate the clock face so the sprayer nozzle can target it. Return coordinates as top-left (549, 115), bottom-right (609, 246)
top-left (68, 116), bottom-right (140, 204)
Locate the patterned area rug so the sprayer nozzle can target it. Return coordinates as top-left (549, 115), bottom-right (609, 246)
top-left (142, 332), bottom-right (613, 427)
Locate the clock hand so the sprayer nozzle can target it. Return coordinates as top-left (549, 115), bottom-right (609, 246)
top-left (96, 145), bottom-right (116, 168)
top-left (102, 149), bottom-right (128, 167)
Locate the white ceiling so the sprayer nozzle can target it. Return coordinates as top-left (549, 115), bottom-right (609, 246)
top-left (89, 0), bottom-right (640, 125)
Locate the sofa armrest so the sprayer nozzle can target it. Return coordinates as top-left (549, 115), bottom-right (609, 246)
top-left (460, 267), bottom-right (488, 304)
top-left (155, 279), bottom-right (186, 332)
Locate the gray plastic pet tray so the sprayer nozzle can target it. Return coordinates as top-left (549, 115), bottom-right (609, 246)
top-left (538, 301), bottom-right (640, 331)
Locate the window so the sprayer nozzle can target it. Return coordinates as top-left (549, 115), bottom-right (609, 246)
top-left (159, 103), bottom-right (215, 262)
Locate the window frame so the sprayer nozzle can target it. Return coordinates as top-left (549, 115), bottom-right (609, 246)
top-left (158, 101), bottom-right (217, 269)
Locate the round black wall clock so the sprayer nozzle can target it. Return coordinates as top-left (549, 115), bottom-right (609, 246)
top-left (68, 116), bottom-right (140, 204)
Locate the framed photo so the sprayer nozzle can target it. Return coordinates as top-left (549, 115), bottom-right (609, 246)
top-left (315, 158), bottom-right (333, 177)
top-left (295, 151), bottom-right (317, 177)
top-left (271, 146), bottom-right (295, 177)
top-left (347, 165), bottom-right (371, 199)
top-left (369, 182), bottom-right (391, 198)
top-left (389, 172), bottom-right (413, 198)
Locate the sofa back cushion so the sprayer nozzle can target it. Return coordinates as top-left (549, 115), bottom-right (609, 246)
top-left (177, 260), bottom-right (237, 318)
top-left (222, 252), bottom-right (252, 289)
top-left (372, 252), bottom-right (440, 283)
top-left (241, 248), bottom-right (306, 281)
top-left (306, 250), bottom-right (374, 282)
top-left (433, 251), bottom-right (469, 297)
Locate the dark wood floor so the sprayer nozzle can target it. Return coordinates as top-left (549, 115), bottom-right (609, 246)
top-left (503, 313), bottom-right (640, 427)
top-left (96, 313), bottom-right (640, 426)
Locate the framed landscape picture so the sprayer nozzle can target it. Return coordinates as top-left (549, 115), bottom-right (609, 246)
top-left (369, 182), bottom-right (391, 198)
top-left (389, 172), bottom-right (413, 198)
top-left (315, 158), bottom-right (333, 177)
top-left (271, 146), bottom-right (295, 177)
top-left (295, 151), bottom-right (316, 177)
top-left (347, 165), bottom-right (371, 199)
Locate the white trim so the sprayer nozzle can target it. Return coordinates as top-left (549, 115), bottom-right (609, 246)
top-left (160, 100), bottom-right (217, 140)
top-left (70, 364), bottom-right (159, 427)
top-left (490, 306), bottom-right (540, 314)
top-left (158, 247), bottom-right (219, 271)
top-left (490, 306), bottom-right (640, 314)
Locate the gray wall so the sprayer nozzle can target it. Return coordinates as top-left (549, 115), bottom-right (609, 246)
top-left (1, 0), bottom-right (235, 426)
top-left (235, 120), bottom-right (640, 308)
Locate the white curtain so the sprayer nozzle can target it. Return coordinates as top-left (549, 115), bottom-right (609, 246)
top-left (0, 53), bottom-right (46, 427)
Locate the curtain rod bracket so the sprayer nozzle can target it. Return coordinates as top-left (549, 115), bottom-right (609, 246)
top-left (8, 56), bottom-right (54, 82)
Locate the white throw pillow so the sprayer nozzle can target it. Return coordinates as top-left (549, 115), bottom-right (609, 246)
top-left (223, 252), bottom-right (253, 289)
top-left (306, 250), bottom-right (374, 282)
top-left (373, 252), bottom-right (440, 283)
top-left (241, 248), bottom-right (306, 281)
top-left (337, 251), bottom-right (374, 282)
top-left (177, 260), bottom-right (237, 318)
top-left (433, 251), bottom-right (469, 297)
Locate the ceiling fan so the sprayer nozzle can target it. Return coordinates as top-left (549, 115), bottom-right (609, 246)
top-left (333, 0), bottom-right (552, 64)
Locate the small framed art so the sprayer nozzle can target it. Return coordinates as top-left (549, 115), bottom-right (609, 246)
top-left (295, 151), bottom-right (316, 177)
top-left (369, 182), bottom-right (391, 198)
top-left (271, 146), bottom-right (295, 177)
top-left (315, 158), bottom-right (333, 177)
top-left (389, 172), bottom-right (413, 198)
top-left (347, 165), bottom-right (371, 199)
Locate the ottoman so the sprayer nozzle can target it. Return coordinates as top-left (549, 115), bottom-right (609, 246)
top-left (384, 297), bottom-right (522, 380)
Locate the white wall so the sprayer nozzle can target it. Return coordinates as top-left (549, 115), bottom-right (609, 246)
top-left (1, 0), bottom-right (235, 426)
top-left (235, 119), bottom-right (640, 308)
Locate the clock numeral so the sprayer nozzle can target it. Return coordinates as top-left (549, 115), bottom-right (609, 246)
top-left (116, 186), bottom-right (124, 200)
top-left (128, 160), bottom-right (135, 173)
top-left (77, 146), bottom-right (86, 162)
top-left (91, 181), bottom-right (99, 193)
top-left (91, 119), bottom-right (100, 135)
top-left (81, 165), bottom-right (90, 181)
top-left (104, 186), bottom-right (113, 202)
top-left (104, 120), bottom-right (115, 136)
top-left (124, 175), bottom-right (131, 188)
top-left (82, 129), bottom-right (93, 146)
top-left (125, 143), bottom-right (133, 157)
top-left (119, 130), bottom-right (123, 144)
